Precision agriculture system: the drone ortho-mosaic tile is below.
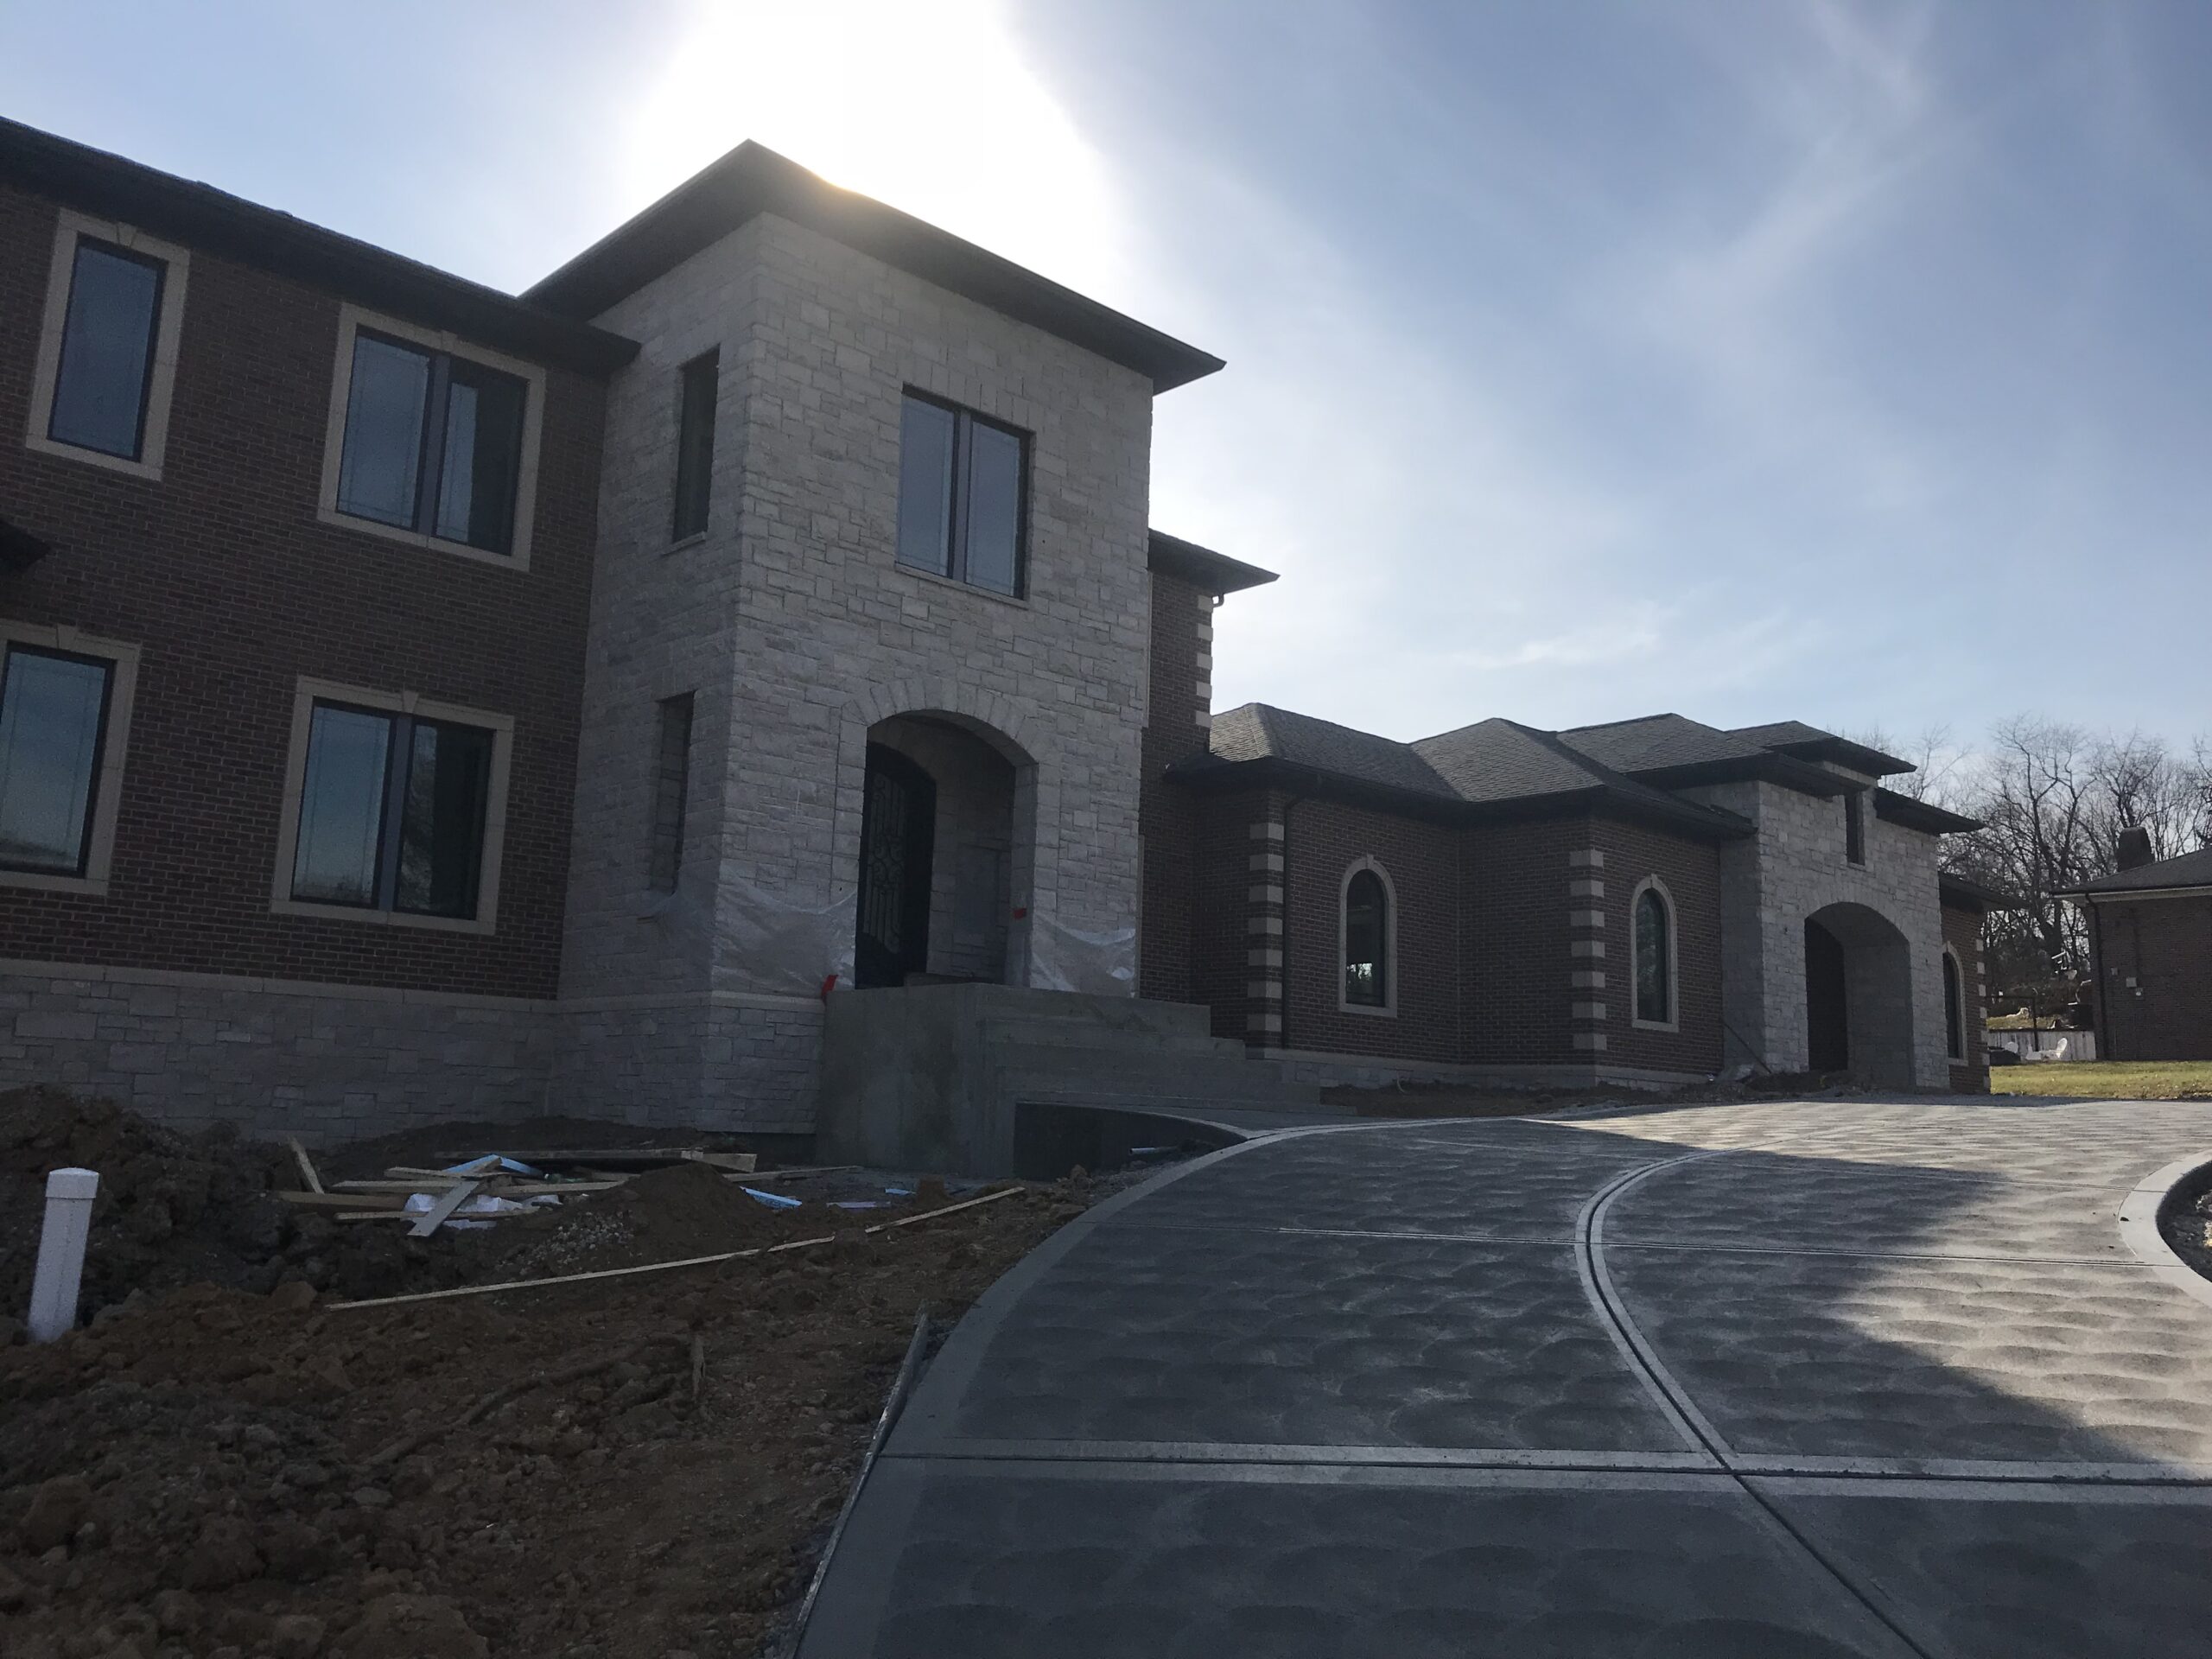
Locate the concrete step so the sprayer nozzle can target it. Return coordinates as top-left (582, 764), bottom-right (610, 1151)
top-left (978, 1017), bottom-right (1243, 1058)
top-left (990, 1048), bottom-right (1321, 1110)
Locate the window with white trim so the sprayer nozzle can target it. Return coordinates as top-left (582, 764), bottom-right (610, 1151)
top-left (1942, 950), bottom-right (1967, 1062)
top-left (1344, 866), bottom-right (1389, 1008)
top-left (318, 308), bottom-right (544, 568)
top-left (27, 213), bottom-right (189, 479)
top-left (275, 681), bottom-right (512, 931)
top-left (1633, 881), bottom-right (1676, 1027)
top-left (0, 622), bottom-right (139, 893)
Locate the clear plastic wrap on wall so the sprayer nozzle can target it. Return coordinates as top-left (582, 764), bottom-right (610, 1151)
top-left (1027, 915), bottom-right (1137, 996)
top-left (639, 870), bottom-right (858, 996)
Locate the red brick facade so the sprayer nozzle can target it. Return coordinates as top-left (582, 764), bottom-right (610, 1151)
top-left (0, 182), bottom-right (608, 999)
top-left (1150, 779), bottom-right (1732, 1076)
top-left (2086, 894), bottom-right (2212, 1061)
top-left (1941, 897), bottom-right (1990, 1093)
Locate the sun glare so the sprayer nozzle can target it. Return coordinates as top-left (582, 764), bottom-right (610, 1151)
top-left (627, 0), bottom-right (1132, 301)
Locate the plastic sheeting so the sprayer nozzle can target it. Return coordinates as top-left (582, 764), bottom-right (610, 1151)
top-left (639, 868), bottom-right (858, 996)
top-left (1028, 914), bottom-right (1137, 996)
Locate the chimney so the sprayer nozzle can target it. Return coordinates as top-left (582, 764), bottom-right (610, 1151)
top-left (2116, 825), bottom-right (2154, 871)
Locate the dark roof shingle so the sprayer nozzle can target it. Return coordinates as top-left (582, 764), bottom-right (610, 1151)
top-left (2071, 846), bottom-right (2212, 896)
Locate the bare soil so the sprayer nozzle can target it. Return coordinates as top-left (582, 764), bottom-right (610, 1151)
top-left (0, 1090), bottom-right (1094, 1658)
top-left (2160, 1163), bottom-right (2212, 1285)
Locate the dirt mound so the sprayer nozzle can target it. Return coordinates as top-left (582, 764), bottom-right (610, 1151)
top-left (0, 1089), bottom-right (497, 1327)
top-left (0, 1179), bottom-right (1091, 1657)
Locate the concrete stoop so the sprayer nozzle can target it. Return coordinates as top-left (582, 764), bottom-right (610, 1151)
top-left (816, 982), bottom-right (1326, 1177)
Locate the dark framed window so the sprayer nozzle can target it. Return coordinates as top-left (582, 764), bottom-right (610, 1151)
top-left (290, 700), bottom-right (494, 919)
top-left (671, 352), bottom-right (718, 542)
top-left (1635, 887), bottom-right (1673, 1024)
top-left (1942, 953), bottom-right (1965, 1060)
top-left (894, 391), bottom-right (1027, 596)
top-left (335, 329), bottom-right (527, 555)
top-left (0, 645), bottom-right (115, 876)
top-left (1344, 868), bottom-right (1388, 1007)
top-left (648, 693), bottom-right (694, 893)
top-left (1844, 789), bottom-right (1866, 865)
top-left (48, 238), bottom-right (166, 461)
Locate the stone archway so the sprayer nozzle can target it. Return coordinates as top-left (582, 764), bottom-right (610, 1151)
top-left (836, 683), bottom-right (1043, 988)
top-left (1803, 901), bottom-right (1916, 1087)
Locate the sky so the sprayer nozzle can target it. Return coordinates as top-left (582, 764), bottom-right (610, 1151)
top-left (5, 0), bottom-right (2208, 748)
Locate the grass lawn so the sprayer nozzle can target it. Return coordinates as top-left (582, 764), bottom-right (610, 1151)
top-left (1990, 1059), bottom-right (2212, 1099)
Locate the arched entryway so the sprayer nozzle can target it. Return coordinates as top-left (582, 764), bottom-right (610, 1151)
top-left (1802, 902), bottom-right (1916, 1087)
top-left (855, 712), bottom-right (1031, 988)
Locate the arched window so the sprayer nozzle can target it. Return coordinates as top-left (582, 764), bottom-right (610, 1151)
top-left (1942, 950), bottom-right (1966, 1061)
top-left (1344, 867), bottom-right (1389, 1007)
top-left (1633, 882), bottom-right (1675, 1027)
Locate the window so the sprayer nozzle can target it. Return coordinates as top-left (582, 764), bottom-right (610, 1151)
top-left (1633, 882), bottom-right (1675, 1027)
top-left (1844, 789), bottom-right (1866, 865)
top-left (894, 391), bottom-right (1027, 596)
top-left (0, 645), bottom-right (113, 876)
top-left (320, 308), bottom-right (544, 567)
top-left (1942, 951), bottom-right (1966, 1062)
top-left (648, 693), bottom-right (693, 892)
top-left (276, 681), bottom-right (512, 931)
top-left (1343, 866), bottom-right (1389, 1008)
top-left (671, 352), bottom-right (718, 542)
top-left (28, 213), bottom-right (188, 479)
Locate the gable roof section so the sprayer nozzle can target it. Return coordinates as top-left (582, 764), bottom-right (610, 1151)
top-left (1556, 713), bottom-right (1847, 797)
top-left (525, 141), bottom-right (1224, 393)
top-left (1731, 720), bottom-right (1912, 777)
top-left (1185, 706), bottom-right (1749, 839)
top-left (0, 117), bottom-right (635, 376)
top-left (2067, 845), bottom-right (2212, 898)
top-left (1147, 531), bottom-right (1278, 597)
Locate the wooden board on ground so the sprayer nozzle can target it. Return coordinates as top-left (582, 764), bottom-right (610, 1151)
top-left (440, 1147), bottom-right (756, 1173)
top-left (409, 1179), bottom-right (483, 1237)
top-left (287, 1136), bottom-right (324, 1195)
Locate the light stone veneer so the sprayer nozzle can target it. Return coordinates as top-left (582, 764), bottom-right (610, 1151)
top-left (1680, 772), bottom-right (1948, 1088)
top-left (556, 213), bottom-right (1156, 1129)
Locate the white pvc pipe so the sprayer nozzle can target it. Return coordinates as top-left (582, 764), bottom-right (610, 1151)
top-left (28, 1166), bottom-right (99, 1343)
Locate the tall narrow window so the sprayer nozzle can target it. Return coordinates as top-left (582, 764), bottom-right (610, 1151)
top-left (671, 351), bottom-right (718, 541)
top-left (1942, 952), bottom-right (1966, 1061)
top-left (48, 240), bottom-right (165, 461)
top-left (893, 391), bottom-right (1027, 596)
top-left (0, 645), bottom-right (114, 876)
top-left (1344, 868), bottom-right (1388, 1007)
top-left (334, 328), bottom-right (528, 555)
top-left (1634, 885), bottom-right (1674, 1026)
top-left (649, 693), bottom-right (693, 893)
top-left (289, 700), bottom-right (494, 919)
top-left (1844, 790), bottom-right (1866, 865)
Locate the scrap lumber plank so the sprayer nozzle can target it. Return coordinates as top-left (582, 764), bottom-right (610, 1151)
top-left (727, 1165), bottom-right (860, 1184)
top-left (280, 1191), bottom-right (406, 1211)
top-left (287, 1136), bottom-right (324, 1195)
top-left (680, 1149), bottom-right (758, 1173)
top-left (868, 1185), bottom-right (1020, 1232)
top-left (409, 1179), bottom-right (483, 1237)
top-left (446, 1147), bottom-right (753, 1171)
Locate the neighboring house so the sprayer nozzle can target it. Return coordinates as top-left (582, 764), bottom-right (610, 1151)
top-left (1140, 708), bottom-right (1989, 1092)
top-left (2067, 834), bottom-right (2212, 1060)
top-left (0, 117), bottom-right (1992, 1142)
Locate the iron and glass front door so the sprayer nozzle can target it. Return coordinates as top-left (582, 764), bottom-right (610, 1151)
top-left (855, 743), bottom-right (936, 988)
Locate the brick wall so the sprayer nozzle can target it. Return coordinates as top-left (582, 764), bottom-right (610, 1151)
top-left (2088, 894), bottom-right (2212, 1062)
top-left (1459, 817), bottom-right (1585, 1066)
top-left (0, 181), bottom-right (606, 1000)
top-left (1279, 797), bottom-right (1460, 1062)
top-left (1942, 898), bottom-right (1991, 1092)
top-left (1136, 569), bottom-right (1211, 1001)
top-left (1586, 821), bottom-right (1726, 1074)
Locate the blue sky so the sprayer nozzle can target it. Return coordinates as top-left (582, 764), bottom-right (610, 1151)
top-left (5, 1), bottom-right (2206, 745)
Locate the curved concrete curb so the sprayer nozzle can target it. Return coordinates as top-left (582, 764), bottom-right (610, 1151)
top-left (2118, 1151), bottom-right (2212, 1313)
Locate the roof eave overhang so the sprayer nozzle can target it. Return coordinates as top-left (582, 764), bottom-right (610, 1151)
top-left (1167, 759), bottom-right (1750, 841)
top-left (1627, 755), bottom-right (1847, 798)
top-left (2066, 883), bottom-right (2212, 904)
top-left (526, 143), bottom-right (1223, 392)
top-left (0, 118), bottom-right (637, 377)
top-left (1147, 531), bottom-right (1279, 597)
top-left (1873, 789), bottom-right (1981, 836)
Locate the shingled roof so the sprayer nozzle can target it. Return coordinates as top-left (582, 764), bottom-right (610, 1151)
top-left (2067, 846), bottom-right (2212, 897)
top-left (1730, 721), bottom-right (1912, 777)
top-left (1555, 713), bottom-right (1847, 796)
top-left (1184, 706), bottom-right (1750, 837)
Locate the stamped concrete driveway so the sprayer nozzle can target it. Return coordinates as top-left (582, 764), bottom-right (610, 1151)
top-left (799, 1097), bottom-right (2212, 1657)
